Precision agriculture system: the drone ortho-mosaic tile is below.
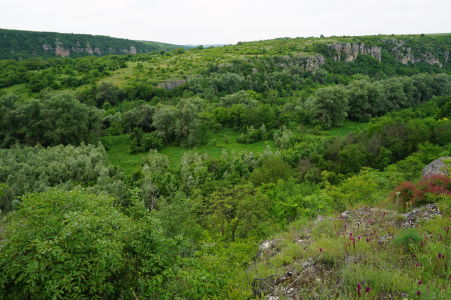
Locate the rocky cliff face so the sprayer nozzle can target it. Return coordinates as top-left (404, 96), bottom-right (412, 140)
top-left (328, 42), bottom-right (382, 62)
top-left (275, 55), bottom-right (326, 71)
top-left (42, 41), bottom-right (139, 57)
top-left (384, 39), bottom-right (447, 67)
top-left (327, 40), bottom-right (449, 67)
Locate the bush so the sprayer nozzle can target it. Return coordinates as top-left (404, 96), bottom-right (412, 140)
top-left (250, 156), bottom-right (293, 186)
top-left (237, 125), bottom-right (269, 144)
top-left (0, 190), bottom-right (134, 299)
top-left (0, 144), bottom-right (124, 211)
top-left (394, 229), bottom-right (422, 252)
top-left (0, 189), bottom-right (181, 299)
top-left (129, 129), bottom-right (163, 154)
top-left (392, 174), bottom-right (450, 208)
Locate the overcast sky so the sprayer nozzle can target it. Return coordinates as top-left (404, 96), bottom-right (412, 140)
top-left (1, 0), bottom-right (450, 45)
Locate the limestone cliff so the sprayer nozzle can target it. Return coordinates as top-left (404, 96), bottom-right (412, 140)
top-left (383, 39), bottom-right (448, 67)
top-left (0, 28), bottom-right (180, 59)
top-left (328, 42), bottom-right (382, 62)
top-left (327, 39), bottom-right (449, 67)
top-left (42, 41), bottom-right (139, 57)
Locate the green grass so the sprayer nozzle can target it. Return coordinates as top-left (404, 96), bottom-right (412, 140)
top-left (325, 120), bottom-right (366, 136)
top-left (102, 129), bottom-right (275, 177)
top-left (0, 84), bottom-right (35, 100)
top-left (101, 135), bottom-right (148, 177)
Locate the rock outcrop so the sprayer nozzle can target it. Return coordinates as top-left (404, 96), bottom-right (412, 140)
top-left (274, 55), bottom-right (326, 71)
top-left (252, 205), bottom-right (444, 299)
top-left (328, 42), bottom-right (382, 62)
top-left (42, 41), bottom-right (142, 57)
top-left (305, 55), bottom-right (326, 71)
top-left (402, 204), bottom-right (441, 228)
top-left (327, 40), bottom-right (448, 67)
top-left (157, 80), bottom-right (187, 90)
top-left (384, 39), bottom-right (447, 67)
top-left (422, 157), bottom-right (450, 177)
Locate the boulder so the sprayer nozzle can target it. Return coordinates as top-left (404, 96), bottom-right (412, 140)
top-left (422, 157), bottom-right (450, 177)
top-left (402, 204), bottom-right (441, 228)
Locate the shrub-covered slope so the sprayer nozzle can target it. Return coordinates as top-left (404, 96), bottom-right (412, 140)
top-left (0, 28), bottom-right (181, 59)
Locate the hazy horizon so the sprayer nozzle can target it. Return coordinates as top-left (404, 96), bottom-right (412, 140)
top-left (1, 0), bottom-right (451, 45)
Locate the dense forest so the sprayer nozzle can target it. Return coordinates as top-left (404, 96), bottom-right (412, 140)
top-left (0, 32), bottom-right (450, 299)
top-left (0, 28), bottom-right (182, 59)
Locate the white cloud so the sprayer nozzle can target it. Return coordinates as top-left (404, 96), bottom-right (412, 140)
top-left (0, 0), bottom-right (450, 44)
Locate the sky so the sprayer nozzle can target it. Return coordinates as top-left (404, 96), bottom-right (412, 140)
top-left (1, 0), bottom-right (450, 45)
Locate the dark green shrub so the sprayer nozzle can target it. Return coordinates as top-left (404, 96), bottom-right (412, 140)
top-left (394, 229), bottom-right (422, 252)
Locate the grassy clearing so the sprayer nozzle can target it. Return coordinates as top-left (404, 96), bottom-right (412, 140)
top-left (0, 83), bottom-right (35, 99)
top-left (101, 129), bottom-right (275, 177)
top-left (325, 120), bottom-right (366, 136)
top-left (101, 123), bottom-right (365, 178)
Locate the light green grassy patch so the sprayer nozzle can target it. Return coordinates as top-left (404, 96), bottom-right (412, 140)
top-left (325, 120), bottom-right (366, 136)
top-left (0, 83), bottom-right (35, 99)
top-left (102, 129), bottom-right (275, 177)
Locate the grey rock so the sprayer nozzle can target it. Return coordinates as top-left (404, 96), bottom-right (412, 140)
top-left (378, 234), bottom-right (394, 244)
top-left (256, 239), bottom-right (280, 260)
top-left (157, 80), bottom-right (187, 90)
top-left (422, 157), bottom-right (450, 177)
top-left (402, 204), bottom-right (441, 228)
top-left (341, 211), bottom-right (351, 219)
top-left (329, 42), bottom-right (382, 62)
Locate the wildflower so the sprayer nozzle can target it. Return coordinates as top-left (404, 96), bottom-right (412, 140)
top-left (365, 286), bottom-right (371, 294)
top-left (356, 282), bottom-right (362, 297)
top-left (366, 237), bottom-right (370, 242)
top-left (418, 280), bottom-right (423, 285)
top-left (416, 290), bottom-right (421, 296)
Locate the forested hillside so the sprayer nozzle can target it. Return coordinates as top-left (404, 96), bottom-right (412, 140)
top-left (0, 33), bottom-right (450, 299)
top-left (0, 28), bottom-right (182, 59)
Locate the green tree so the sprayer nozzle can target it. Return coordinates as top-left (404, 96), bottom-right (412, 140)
top-left (95, 82), bottom-right (122, 107)
top-left (308, 85), bottom-right (349, 129)
top-left (0, 92), bottom-right (102, 147)
top-left (0, 190), bottom-right (134, 299)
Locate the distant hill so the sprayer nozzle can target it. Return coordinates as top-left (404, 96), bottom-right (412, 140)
top-left (0, 28), bottom-right (182, 59)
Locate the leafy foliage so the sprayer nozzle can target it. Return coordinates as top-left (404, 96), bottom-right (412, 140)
top-left (0, 92), bottom-right (103, 147)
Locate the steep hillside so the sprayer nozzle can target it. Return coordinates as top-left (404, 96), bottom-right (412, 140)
top-left (99, 33), bottom-right (451, 88)
top-left (0, 28), bottom-right (181, 59)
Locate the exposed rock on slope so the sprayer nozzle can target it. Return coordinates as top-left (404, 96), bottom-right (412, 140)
top-left (422, 157), bottom-right (451, 177)
top-left (327, 39), bottom-right (449, 67)
top-left (0, 28), bottom-right (180, 59)
top-left (252, 205), bottom-right (444, 299)
top-left (42, 41), bottom-right (139, 57)
top-left (385, 39), bottom-right (448, 67)
top-left (157, 80), bottom-right (187, 90)
top-left (328, 42), bottom-right (382, 62)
